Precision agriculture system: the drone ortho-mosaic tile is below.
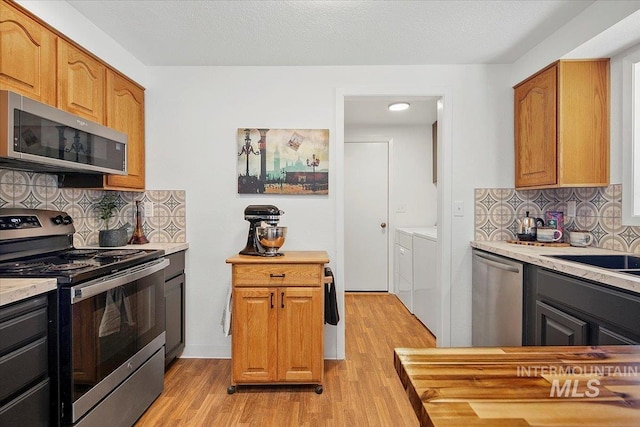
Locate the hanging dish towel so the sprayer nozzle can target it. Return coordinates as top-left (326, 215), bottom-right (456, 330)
top-left (99, 287), bottom-right (134, 337)
top-left (324, 267), bottom-right (340, 325)
top-left (221, 283), bottom-right (232, 336)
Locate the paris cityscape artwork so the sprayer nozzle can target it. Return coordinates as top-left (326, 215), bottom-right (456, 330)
top-left (237, 128), bottom-right (329, 195)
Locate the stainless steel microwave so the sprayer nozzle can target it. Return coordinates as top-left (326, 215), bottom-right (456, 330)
top-left (0, 90), bottom-right (127, 175)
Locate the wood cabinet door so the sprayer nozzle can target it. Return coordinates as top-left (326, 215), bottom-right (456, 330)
top-left (105, 71), bottom-right (145, 190)
top-left (514, 65), bottom-right (557, 188)
top-left (535, 301), bottom-right (588, 346)
top-left (232, 287), bottom-right (277, 382)
top-left (57, 38), bottom-right (105, 124)
top-left (277, 287), bottom-right (323, 382)
top-left (0, 2), bottom-right (55, 105)
top-left (557, 60), bottom-right (610, 187)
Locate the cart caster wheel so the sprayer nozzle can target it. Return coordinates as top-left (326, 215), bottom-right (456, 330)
top-left (315, 385), bottom-right (323, 394)
top-left (227, 386), bottom-right (236, 394)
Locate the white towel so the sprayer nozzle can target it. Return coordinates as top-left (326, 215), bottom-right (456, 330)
top-left (221, 284), bottom-right (232, 336)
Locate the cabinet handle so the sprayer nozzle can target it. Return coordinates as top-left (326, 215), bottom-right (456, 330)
top-left (270, 292), bottom-right (274, 309)
top-left (281, 291), bottom-right (285, 308)
top-left (270, 273), bottom-right (286, 278)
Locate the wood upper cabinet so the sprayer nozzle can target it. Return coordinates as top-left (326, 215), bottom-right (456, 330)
top-left (105, 70), bottom-right (145, 190)
top-left (0, 0), bottom-right (56, 105)
top-left (57, 38), bottom-right (106, 124)
top-left (226, 252), bottom-right (327, 394)
top-left (514, 59), bottom-right (610, 189)
top-left (0, 1), bottom-right (147, 190)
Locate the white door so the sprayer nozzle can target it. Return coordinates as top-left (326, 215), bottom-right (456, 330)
top-left (344, 141), bottom-right (389, 291)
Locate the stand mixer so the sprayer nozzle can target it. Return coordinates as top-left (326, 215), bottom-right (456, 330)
top-left (240, 205), bottom-right (286, 256)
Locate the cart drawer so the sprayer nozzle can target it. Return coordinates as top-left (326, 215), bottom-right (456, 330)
top-left (233, 264), bottom-right (322, 287)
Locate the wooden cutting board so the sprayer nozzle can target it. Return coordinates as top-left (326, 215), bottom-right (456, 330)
top-left (394, 346), bottom-right (640, 427)
top-left (507, 239), bottom-right (570, 247)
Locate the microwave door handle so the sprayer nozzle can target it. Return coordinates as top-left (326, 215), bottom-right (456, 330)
top-left (70, 258), bottom-right (169, 303)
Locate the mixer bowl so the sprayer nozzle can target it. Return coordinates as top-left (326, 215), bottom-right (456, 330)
top-left (256, 226), bottom-right (287, 255)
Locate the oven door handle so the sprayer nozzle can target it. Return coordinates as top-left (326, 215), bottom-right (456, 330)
top-left (70, 258), bottom-right (169, 303)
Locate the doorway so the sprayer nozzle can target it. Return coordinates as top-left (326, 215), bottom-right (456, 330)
top-left (344, 140), bottom-right (390, 291)
top-left (335, 89), bottom-right (453, 359)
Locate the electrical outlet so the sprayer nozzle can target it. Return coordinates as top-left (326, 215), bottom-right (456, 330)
top-left (144, 201), bottom-right (154, 218)
top-left (567, 200), bottom-right (576, 217)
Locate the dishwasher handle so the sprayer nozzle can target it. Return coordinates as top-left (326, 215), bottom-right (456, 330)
top-left (474, 251), bottom-right (521, 273)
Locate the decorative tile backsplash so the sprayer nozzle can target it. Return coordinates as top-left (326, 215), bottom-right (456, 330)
top-left (0, 168), bottom-right (186, 246)
top-left (475, 184), bottom-right (640, 253)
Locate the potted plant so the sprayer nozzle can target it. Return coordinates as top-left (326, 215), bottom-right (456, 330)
top-left (95, 194), bottom-right (128, 247)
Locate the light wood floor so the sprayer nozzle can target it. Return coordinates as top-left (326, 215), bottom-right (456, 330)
top-left (136, 293), bottom-right (436, 426)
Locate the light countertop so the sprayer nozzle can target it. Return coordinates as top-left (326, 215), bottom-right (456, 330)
top-left (471, 240), bottom-right (640, 295)
top-left (0, 278), bottom-right (57, 307)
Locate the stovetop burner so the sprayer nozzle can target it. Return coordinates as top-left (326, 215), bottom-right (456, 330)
top-left (0, 247), bottom-right (163, 285)
top-left (95, 249), bottom-right (143, 259)
top-left (0, 208), bottom-right (165, 286)
top-left (62, 249), bottom-right (99, 259)
top-left (46, 263), bottom-right (92, 272)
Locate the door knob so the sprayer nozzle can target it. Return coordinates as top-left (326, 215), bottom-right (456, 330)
top-left (380, 222), bottom-right (387, 228)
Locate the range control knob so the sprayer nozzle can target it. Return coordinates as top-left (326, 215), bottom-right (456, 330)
top-left (62, 216), bottom-right (73, 225)
top-left (52, 215), bottom-right (64, 225)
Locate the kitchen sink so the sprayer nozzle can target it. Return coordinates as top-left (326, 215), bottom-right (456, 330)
top-left (547, 254), bottom-right (640, 275)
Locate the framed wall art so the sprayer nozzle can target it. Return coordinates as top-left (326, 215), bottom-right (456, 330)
top-left (237, 128), bottom-right (329, 195)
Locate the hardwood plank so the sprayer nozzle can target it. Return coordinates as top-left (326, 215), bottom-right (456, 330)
top-left (136, 292), bottom-right (435, 426)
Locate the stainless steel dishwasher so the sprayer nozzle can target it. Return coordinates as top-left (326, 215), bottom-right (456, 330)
top-left (472, 249), bottom-right (524, 346)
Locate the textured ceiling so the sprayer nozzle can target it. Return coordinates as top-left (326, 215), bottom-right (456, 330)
top-left (66, 0), bottom-right (596, 66)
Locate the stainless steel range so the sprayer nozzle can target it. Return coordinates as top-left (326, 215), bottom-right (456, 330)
top-left (0, 208), bottom-right (168, 426)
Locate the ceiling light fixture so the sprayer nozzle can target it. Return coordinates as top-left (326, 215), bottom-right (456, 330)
top-left (388, 102), bottom-right (410, 111)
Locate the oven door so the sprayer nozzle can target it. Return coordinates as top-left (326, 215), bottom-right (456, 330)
top-left (58, 258), bottom-right (168, 425)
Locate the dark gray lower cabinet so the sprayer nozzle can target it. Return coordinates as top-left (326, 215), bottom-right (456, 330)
top-left (525, 266), bottom-right (640, 346)
top-left (165, 251), bottom-right (186, 367)
top-left (0, 293), bottom-right (55, 426)
top-left (535, 301), bottom-right (588, 345)
top-left (598, 327), bottom-right (638, 345)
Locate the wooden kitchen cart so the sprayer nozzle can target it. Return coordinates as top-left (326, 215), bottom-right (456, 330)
top-left (225, 251), bottom-right (329, 394)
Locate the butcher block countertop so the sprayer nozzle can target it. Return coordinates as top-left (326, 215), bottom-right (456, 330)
top-left (226, 251), bottom-right (329, 264)
top-left (394, 346), bottom-right (640, 427)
